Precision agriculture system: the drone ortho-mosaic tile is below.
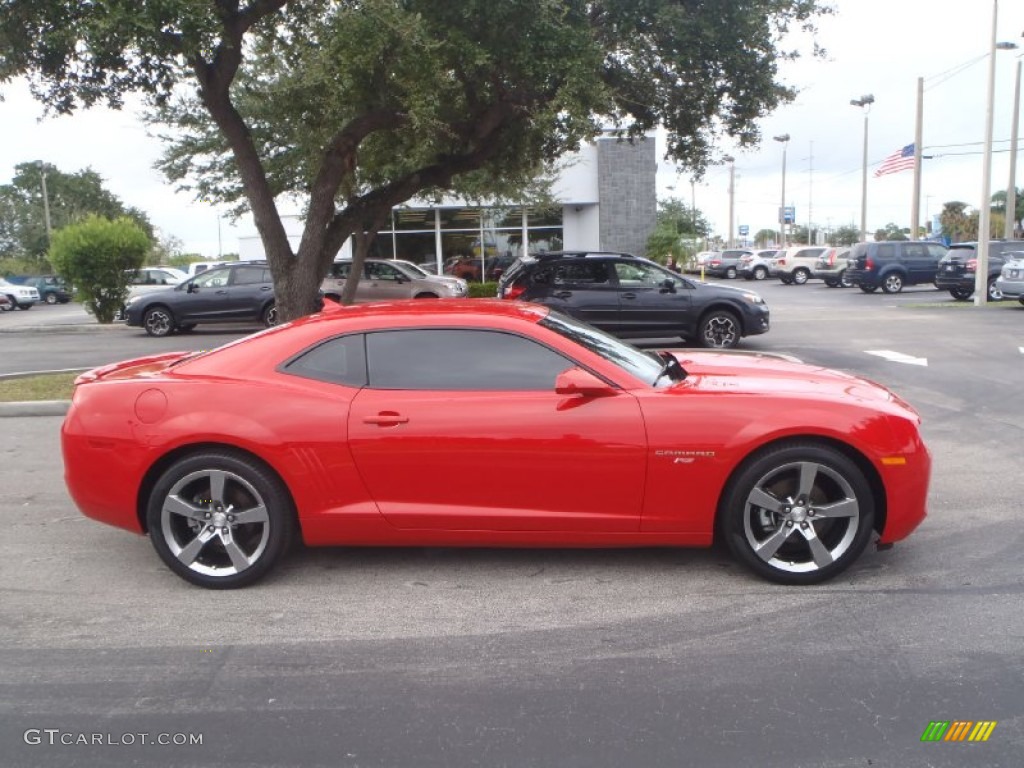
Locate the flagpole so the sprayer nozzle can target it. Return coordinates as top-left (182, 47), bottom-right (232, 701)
top-left (975, 0), bottom-right (998, 306)
top-left (912, 77), bottom-right (923, 239)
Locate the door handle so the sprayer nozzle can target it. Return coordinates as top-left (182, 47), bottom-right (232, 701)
top-left (215, 290), bottom-right (228, 295)
top-left (553, 291), bottom-right (572, 299)
top-left (621, 292), bottom-right (637, 299)
top-left (363, 412), bottom-right (409, 427)
top-left (260, 286), bottom-right (272, 291)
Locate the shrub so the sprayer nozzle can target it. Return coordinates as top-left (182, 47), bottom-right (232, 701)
top-left (468, 281), bottom-right (500, 298)
top-left (48, 216), bottom-right (151, 323)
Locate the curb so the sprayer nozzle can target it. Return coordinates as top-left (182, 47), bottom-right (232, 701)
top-left (0, 323), bottom-right (128, 334)
top-left (0, 400), bottom-right (71, 418)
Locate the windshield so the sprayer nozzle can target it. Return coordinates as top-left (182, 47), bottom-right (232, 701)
top-left (393, 260), bottom-right (431, 278)
top-left (539, 310), bottom-right (675, 387)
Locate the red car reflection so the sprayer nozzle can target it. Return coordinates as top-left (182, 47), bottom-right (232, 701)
top-left (62, 300), bottom-right (929, 588)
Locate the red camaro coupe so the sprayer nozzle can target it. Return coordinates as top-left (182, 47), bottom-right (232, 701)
top-left (62, 300), bottom-right (930, 588)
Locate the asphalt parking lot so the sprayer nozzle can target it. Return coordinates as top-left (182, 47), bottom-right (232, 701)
top-left (1, 281), bottom-right (1022, 767)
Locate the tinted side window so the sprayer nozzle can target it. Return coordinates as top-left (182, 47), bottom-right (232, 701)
top-left (366, 330), bottom-right (570, 390)
top-left (284, 334), bottom-right (367, 387)
top-left (876, 243), bottom-right (898, 261)
top-left (902, 243), bottom-right (927, 260)
top-left (927, 244), bottom-right (948, 260)
top-left (531, 261), bottom-right (610, 286)
top-left (232, 266), bottom-right (269, 285)
top-left (330, 263), bottom-right (352, 279)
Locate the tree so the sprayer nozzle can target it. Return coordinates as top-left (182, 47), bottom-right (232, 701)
top-left (991, 188), bottom-right (1024, 235)
top-left (789, 225), bottom-right (809, 244)
top-left (753, 228), bottom-right (778, 247)
top-left (875, 222), bottom-right (909, 241)
top-left (48, 215), bottom-right (151, 322)
top-left (940, 202), bottom-right (971, 243)
top-left (3, 0), bottom-right (829, 321)
top-left (0, 162), bottom-right (154, 262)
top-left (645, 197), bottom-right (709, 261)
top-left (829, 225), bottom-right (860, 246)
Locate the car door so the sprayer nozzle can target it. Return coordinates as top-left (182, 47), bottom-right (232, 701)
top-left (900, 242), bottom-right (932, 284)
top-left (224, 265), bottom-right (274, 319)
top-left (613, 260), bottom-right (692, 334)
top-left (531, 259), bottom-right (621, 328)
top-left (176, 268), bottom-right (235, 321)
top-left (347, 328), bottom-right (647, 532)
top-left (363, 261), bottom-right (412, 300)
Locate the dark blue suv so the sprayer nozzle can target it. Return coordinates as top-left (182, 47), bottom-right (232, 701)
top-left (125, 262), bottom-right (277, 337)
top-left (497, 251), bottom-right (770, 348)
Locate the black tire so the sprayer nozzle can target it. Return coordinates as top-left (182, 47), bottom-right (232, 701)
top-left (262, 302), bottom-right (278, 328)
top-left (780, 276), bottom-right (794, 285)
top-left (987, 278), bottom-right (1003, 302)
top-left (949, 287), bottom-right (973, 301)
top-left (859, 284), bottom-right (878, 294)
top-left (725, 267), bottom-right (738, 280)
top-left (719, 441), bottom-right (876, 585)
top-left (792, 268), bottom-right (810, 285)
top-left (143, 306), bottom-right (175, 337)
top-left (697, 309), bottom-right (741, 349)
top-left (44, 292), bottom-right (58, 305)
top-left (413, 292), bottom-right (439, 299)
top-left (839, 269), bottom-right (852, 288)
top-left (753, 266), bottom-right (767, 281)
top-left (881, 273), bottom-right (903, 294)
top-left (146, 451), bottom-right (296, 589)
top-left (824, 279), bottom-right (838, 288)
top-left (176, 323), bottom-right (197, 333)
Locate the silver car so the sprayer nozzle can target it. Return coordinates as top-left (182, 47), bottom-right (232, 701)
top-left (0, 278), bottom-right (41, 309)
top-left (321, 259), bottom-right (468, 302)
top-left (995, 252), bottom-right (1024, 305)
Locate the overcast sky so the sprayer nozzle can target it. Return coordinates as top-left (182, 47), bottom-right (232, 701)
top-left (1, 0), bottom-right (1022, 254)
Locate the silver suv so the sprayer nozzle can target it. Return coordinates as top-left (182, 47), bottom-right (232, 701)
top-left (995, 253), bottom-right (1024, 305)
top-left (321, 259), bottom-right (468, 302)
top-left (772, 246), bottom-right (827, 285)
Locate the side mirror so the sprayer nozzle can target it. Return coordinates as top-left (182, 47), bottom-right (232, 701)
top-left (555, 367), bottom-right (615, 397)
top-left (187, 283), bottom-right (198, 294)
top-left (659, 278), bottom-right (676, 293)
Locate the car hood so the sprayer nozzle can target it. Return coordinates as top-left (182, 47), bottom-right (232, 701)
top-left (665, 350), bottom-right (915, 412)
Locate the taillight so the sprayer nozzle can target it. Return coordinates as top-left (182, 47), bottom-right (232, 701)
top-left (503, 284), bottom-right (526, 300)
top-left (776, 258), bottom-right (786, 266)
top-left (710, 259), bottom-right (721, 267)
top-left (865, 257), bottom-right (874, 270)
top-left (828, 253), bottom-right (836, 266)
top-left (966, 258), bottom-right (977, 272)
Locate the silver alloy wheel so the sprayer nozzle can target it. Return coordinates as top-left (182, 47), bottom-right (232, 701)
top-left (742, 460), bottom-right (859, 574)
top-left (726, 266), bottom-right (737, 279)
top-left (882, 274), bottom-right (903, 293)
top-left (753, 266), bottom-right (767, 280)
top-left (159, 469), bottom-right (271, 579)
top-left (263, 304), bottom-right (278, 327)
top-left (45, 293), bottom-right (58, 304)
top-left (987, 279), bottom-right (1003, 301)
top-left (700, 312), bottom-right (739, 348)
top-left (840, 269), bottom-right (852, 288)
top-left (144, 307), bottom-right (173, 336)
top-left (792, 268), bottom-right (809, 285)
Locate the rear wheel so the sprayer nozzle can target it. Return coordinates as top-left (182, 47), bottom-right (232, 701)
top-left (262, 303), bottom-right (278, 327)
top-left (949, 287), bottom-right (973, 301)
top-left (143, 306), bottom-right (175, 337)
top-left (881, 273), bottom-right (903, 294)
top-left (146, 451), bottom-right (295, 589)
top-left (792, 268), bottom-right (810, 285)
top-left (719, 442), bottom-right (876, 585)
top-left (839, 270), bottom-right (852, 288)
top-left (697, 309), bottom-right (741, 349)
top-left (987, 278), bottom-right (1003, 302)
top-left (44, 293), bottom-right (58, 305)
top-left (753, 266), bottom-right (767, 281)
top-left (725, 266), bottom-right (738, 279)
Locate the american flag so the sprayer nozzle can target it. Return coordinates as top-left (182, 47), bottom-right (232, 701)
top-left (874, 144), bottom-right (916, 177)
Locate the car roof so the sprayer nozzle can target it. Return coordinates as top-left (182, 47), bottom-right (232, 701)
top-left (527, 250), bottom-right (637, 260)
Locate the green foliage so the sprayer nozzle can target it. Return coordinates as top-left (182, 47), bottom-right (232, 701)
top-left (875, 222), bottom-right (909, 242)
top-left (48, 215), bottom-right (151, 322)
top-left (0, 161), bottom-right (154, 261)
top-left (3, 0), bottom-right (830, 320)
top-left (468, 282), bottom-right (500, 298)
top-left (646, 197), bottom-right (709, 260)
top-left (830, 225), bottom-right (861, 247)
top-left (754, 228), bottom-right (778, 247)
top-left (991, 188), bottom-right (1024, 225)
top-left (0, 256), bottom-right (50, 278)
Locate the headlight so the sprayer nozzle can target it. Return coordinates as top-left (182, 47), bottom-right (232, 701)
top-left (743, 293), bottom-right (765, 304)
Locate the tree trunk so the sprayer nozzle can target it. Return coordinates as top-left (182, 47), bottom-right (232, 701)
top-left (340, 229), bottom-right (381, 306)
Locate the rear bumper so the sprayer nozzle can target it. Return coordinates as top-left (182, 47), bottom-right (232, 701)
top-left (934, 273), bottom-right (975, 291)
top-left (995, 276), bottom-right (1024, 298)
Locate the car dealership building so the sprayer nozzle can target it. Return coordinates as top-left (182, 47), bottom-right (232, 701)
top-left (238, 132), bottom-right (656, 272)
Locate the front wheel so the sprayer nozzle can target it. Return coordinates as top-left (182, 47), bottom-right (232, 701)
top-left (146, 451), bottom-right (296, 589)
top-left (792, 268), bottom-right (810, 285)
top-left (753, 266), bottom-right (767, 281)
top-left (881, 273), bottom-right (904, 294)
top-left (719, 442), bottom-right (876, 585)
top-left (697, 309), bottom-right (741, 349)
top-left (143, 306), bottom-right (175, 337)
top-left (839, 269), bottom-right (852, 288)
top-left (44, 293), bottom-right (58, 305)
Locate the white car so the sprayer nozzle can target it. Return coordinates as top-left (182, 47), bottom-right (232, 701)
top-left (0, 278), bottom-right (41, 310)
top-left (321, 259), bottom-right (469, 302)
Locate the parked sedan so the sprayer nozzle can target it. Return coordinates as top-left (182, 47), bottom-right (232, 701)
top-left (321, 259), bottom-right (468, 302)
top-left (0, 278), bottom-right (40, 309)
top-left (125, 262), bottom-right (277, 336)
top-left (994, 253), bottom-right (1024, 305)
top-left (63, 300), bottom-right (930, 589)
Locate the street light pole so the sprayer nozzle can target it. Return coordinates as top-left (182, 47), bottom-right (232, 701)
top-left (1006, 53), bottom-right (1021, 240)
top-left (38, 163), bottom-right (53, 243)
top-left (850, 95), bottom-right (875, 242)
top-left (773, 134), bottom-right (790, 246)
top-left (723, 155), bottom-right (735, 248)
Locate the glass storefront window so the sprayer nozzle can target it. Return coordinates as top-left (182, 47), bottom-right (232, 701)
top-left (439, 207), bottom-right (481, 230)
top-left (392, 208), bottom-right (434, 231)
top-left (525, 206), bottom-right (563, 228)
